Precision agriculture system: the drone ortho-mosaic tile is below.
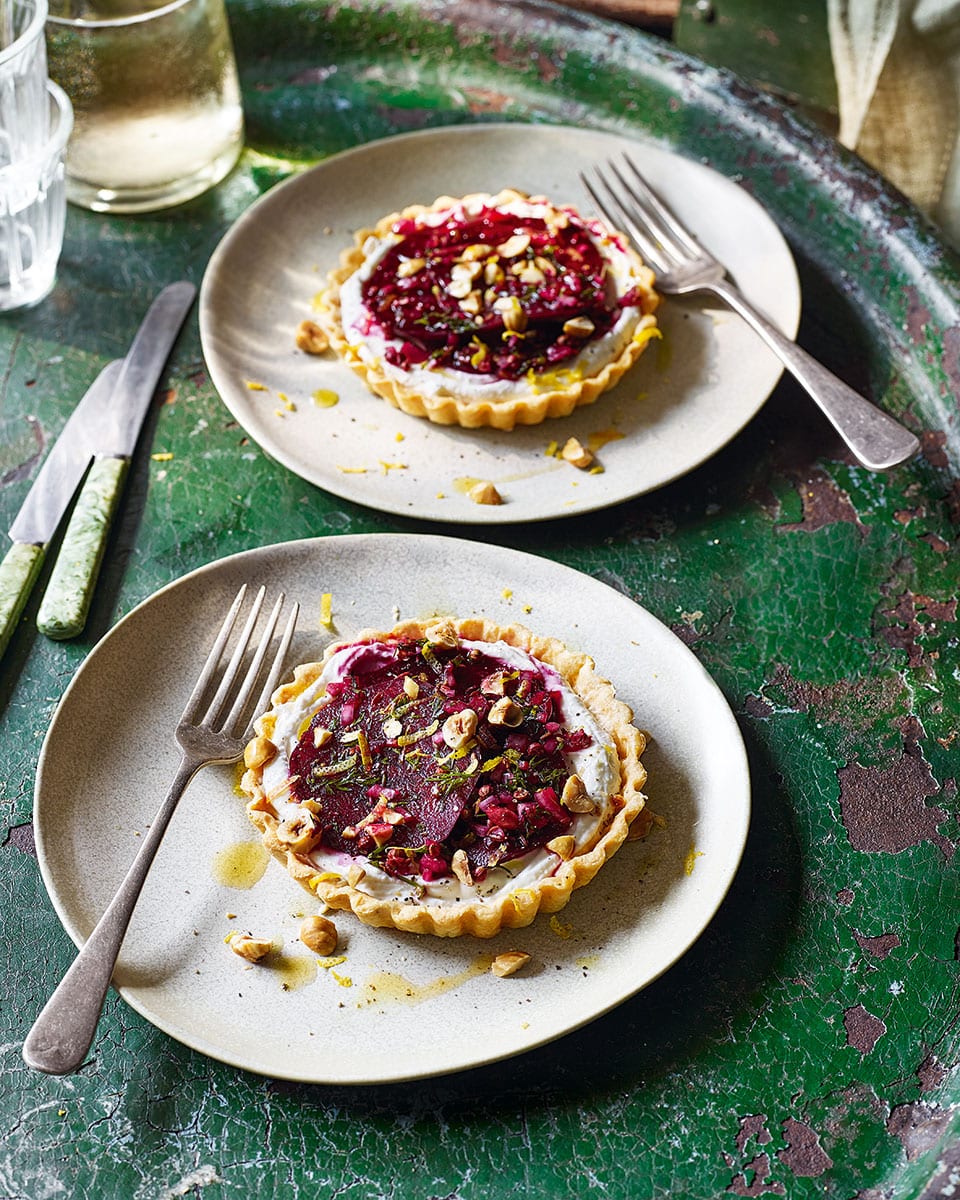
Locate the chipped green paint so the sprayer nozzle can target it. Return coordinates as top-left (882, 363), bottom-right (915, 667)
top-left (675, 0), bottom-right (839, 112)
top-left (0, 1), bottom-right (959, 1197)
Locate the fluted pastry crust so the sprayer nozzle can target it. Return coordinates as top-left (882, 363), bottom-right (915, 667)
top-left (240, 618), bottom-right (647, 938)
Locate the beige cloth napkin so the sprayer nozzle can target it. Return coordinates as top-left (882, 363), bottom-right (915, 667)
top-left (828, 0), bottom-right (960, 243)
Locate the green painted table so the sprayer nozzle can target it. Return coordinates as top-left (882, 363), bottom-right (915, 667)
top-left (2, 1), bottom-right (959, 1195)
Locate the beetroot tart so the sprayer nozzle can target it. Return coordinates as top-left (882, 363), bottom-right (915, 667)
top-left (314, 189), bottom-right (661, 430)
top-left (239, 618), bottom-right (648, 937)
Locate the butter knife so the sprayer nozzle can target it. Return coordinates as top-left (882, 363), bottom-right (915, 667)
top-left (35, 280), bottom-right (196, 641)
top-left (0, 361), bottom-right (124, 662)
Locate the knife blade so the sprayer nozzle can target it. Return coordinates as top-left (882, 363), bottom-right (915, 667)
top-left (35, 280), bottom-right (196, 641)
top-left (0, 360), bottom-right (124, 663)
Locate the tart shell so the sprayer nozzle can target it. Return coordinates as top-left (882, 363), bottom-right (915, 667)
top-left (314, 190), bottom-right (660, 430)
top-left (240, 617), bottom-right (648, 938)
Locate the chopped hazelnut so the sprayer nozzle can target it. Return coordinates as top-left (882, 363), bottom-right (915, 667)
top-left (382, 717), bottom-right (403, 739)
top-left (468, 480), bottom-right (503, 506)
top-left (276, 811), bottom-right (321, 854)
top-left (451, 848), bottom-right (474, 886)
top-left (447, 275), bottom-right (474, 299)
top-left (484, 261), bottom-right (505, 286)
top-left (561, 773), bottom-right (596, 813)
top-left (480, 671), bottom-right (510, 696)
top-left (346, 863), bottom-right (366, 887)
top-left (561, 437), bottom-right (594, 470)
top-left (313, 726), bottom-right (333, 749)
top-left (299, 914), bottom-right (338, 956)
top-left (425, 619), bottom-right (458, 647)
top-left (402, 675), bottom-right (420, 699)
top-left (453, 259), bottom-right (483, 283)
top-left (442, 708), bottom-right (478, 749)
top-left (562, 315), bottom-right (596, 338)
top-left (397, 256), bottom-right (426, 278)
top-left (488, 696), bottom-right (523, 727)
top-left (460, 291), bottom-right (484, 319)
top-left (496, 233), bottom-right (531, 258)
top-left (243, 735), bottom-right (276, 770)
top-left (459, 291), bottom-right (482, 315)
top-left (491, 950), bottom-right (531, 978)
top-left (295, 320), bottom-right (329, 355)
top-left (229, 933), bottom-right (273, 962)
top-left (495, 295), bottom-right (527, 333)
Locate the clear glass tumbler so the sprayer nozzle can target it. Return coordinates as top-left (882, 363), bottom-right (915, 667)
top-left (0, 0), bottom-right (50, 166)
top-left (0, 78), bottom-right (72, 311)
top-left (46, 0), bottom-right (244, 213)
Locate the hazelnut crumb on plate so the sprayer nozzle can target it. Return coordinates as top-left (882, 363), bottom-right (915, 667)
top-left (491, 951), bottom-right (531, 978)
top-left (228, 932), bottom-right (274, 962)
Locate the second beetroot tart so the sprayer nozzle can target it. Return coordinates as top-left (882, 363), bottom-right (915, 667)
top-left (313, 189), bottom-right (660, 430)
top-left (240, 618), bottom-right (648, 937)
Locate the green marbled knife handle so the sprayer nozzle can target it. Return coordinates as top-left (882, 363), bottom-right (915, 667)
top-left (36, 457), bottom-right (129, 641)
top-left (0, 541), bottom-right (45, 660)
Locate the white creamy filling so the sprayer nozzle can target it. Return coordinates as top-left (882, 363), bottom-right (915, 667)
top-left (260, 639), bottom-right (620, 906)
top-left (337, 196), bottom-right (645, 404)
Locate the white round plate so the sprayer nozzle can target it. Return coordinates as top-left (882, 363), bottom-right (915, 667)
top-left (199, 124), bottom-right (799, 523)
top-left (35, 535), bottom-right (750, 1083)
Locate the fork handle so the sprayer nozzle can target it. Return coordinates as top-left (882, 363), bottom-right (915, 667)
top-left (709, 278), bottom-right (921, 471)
top-left (22, 756), bottom-right (199, 1075)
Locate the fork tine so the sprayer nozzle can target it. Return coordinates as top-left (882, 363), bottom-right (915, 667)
top-left (220, 592), bottom-right (297, 737)
top-left (579, 170), bottom-right (620, 234)
top-left (581, 167), bottom-right (667, 273)
top-left (606, 159), bottom-right (690, 265)
top-left (618, 154), bottom-right (705, 259)
top-left (202, 585), bottom-right (266, 728)
top-left (244, 599), bottom-right (300, 735)
top-left (219, 591), bottom-right (282, 733)
top-left (178, 584), bottom-right (248, 726)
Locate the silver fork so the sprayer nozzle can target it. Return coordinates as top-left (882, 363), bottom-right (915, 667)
top-left (582, 157), bottom-right (921, 472)
top-left (22, 584), bottom-right (299, 1076)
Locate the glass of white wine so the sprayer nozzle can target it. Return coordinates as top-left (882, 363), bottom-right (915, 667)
top-left (46, 0), bottom-right (244, 213)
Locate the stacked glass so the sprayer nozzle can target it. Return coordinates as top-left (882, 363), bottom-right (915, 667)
top-left (0, 0), bottom-right (72, 311)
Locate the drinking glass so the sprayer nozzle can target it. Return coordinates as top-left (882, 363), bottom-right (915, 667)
top-left (45, 0), bottom-right (244, 213)
top-left (0, 0), bottom-right (50, 165)
top-left (0, 78), bottom-right (72, 310)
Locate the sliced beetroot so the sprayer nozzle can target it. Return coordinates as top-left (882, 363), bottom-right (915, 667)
top-left (287, 636), bottom-right (595, 882)
top-left (360, 200), bottom-right (633, 381)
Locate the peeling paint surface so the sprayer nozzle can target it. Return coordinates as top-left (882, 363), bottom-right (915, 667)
top-left (0, 0), bottom-right (959, 1197)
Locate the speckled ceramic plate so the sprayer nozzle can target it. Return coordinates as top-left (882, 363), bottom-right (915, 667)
top-left (199, 124), bottom-right (800, 523)
top-left (34, 534), bottom-right (750, 1083)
